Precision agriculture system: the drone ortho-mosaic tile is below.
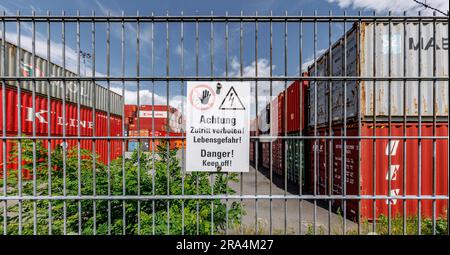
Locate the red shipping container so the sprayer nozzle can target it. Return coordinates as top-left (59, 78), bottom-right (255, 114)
top-left (124, 105), bottom-right (137, 118)
top-left (311, 122), bottom-right (448, 221)
top-left (272, 138), bottom-right (284, 176)
top-left (250, 141), bottom-right (255, 165)
top-left (308, 128), bottom-right (331, 195)
top-left (286, 78), bottom-right (308, 133)
top-left (126, 105), bottom-right (183, 133)
top-left (270, 92), bottom-right (285, 135)
top-left (0, 86), bottom-right (123, 179)
top-left (259, 139), bottom-right (284, 176)
top-left (261, 142), bottom-right (271, 170)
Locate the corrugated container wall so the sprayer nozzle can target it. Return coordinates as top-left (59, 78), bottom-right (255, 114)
top-left (331, 123), bottom-right (448, 221)
top-left (127, 105), bottom-right (184, 133)
top-left (286, 78), bottom-right (308, 186)
top-left (0, 40), bottom-right (123, 116)
top-left (286, 78), bottom-right (308, 133)
top-left (308, 56), bottom-right (329, 127)
top-left (360, 21), bottom-right (448, 120)
top-left (308, 21), bottom-right (448, 126)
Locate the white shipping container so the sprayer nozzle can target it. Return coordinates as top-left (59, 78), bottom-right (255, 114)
top-left (308, 21), bottom-right (448, 126)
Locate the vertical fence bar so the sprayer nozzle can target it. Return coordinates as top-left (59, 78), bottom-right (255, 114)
top-left (210, 10), bottom-right (214, 235)
top-left (269, 10), bottom-right (273, 235)
top-left (195, 15), bottom-right (199, 235)
top-left (61, 10), bottom-right (67, 235)
top-left (431, 11), bottom-right (437, 235)
top-left (283, 10), bottom-right (288, 235)
top-left (151, 11), bottom-right (156, 236)
top-left (254, 10), bottom-right (258, 235)
top-left (45, 11), bottom-right (52, 234)
top-left (76, 10), bottom-right (82, 235)
top-left (165, 10), bottom-right (171, 235)
top-left (298, 10), bottom-right (303, 235)
top-left (327, 10), bottom-right (333, 236)
top-left (180, 10), bottom-right (185, 236)
top-left (342, 10), bottom-right (347, 235)
top-left (239, 10), bottom-right (244, 235)
top-left (447, 10), bottom-right (450, 237)
top-left (357, 10), bottom-right (362, 236)
top-left (121, 10), bottom-right (126, 236)
top-left (402, 10), bottom-right (407, 235)
top-left (417, 11), bottom-right (422, 235)
top-left (91, 9), bottom-right (97, 235)
top-left (224, 10), bottom-right (229, 235)
top-left (387, 11), bottom-right (392, 235)
top-left (31, 10), bottom-right (37, 235)
top-left (372, 10), bottom-right (377, 234)
top-left (313, 9), bottom-right (317, 235)
top-left (136, 10), bottom-right (141, 235)
top-left (106, 10), bottom-right (112, 235)
top-left (16, 10), bottom-right (23, 235)
top-left (1, 10), bottom-right (6, 236)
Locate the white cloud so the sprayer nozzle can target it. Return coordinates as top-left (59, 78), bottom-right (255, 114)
top-left (327, 0), bottom-right (448, 14)
top-left (110, 85), bottom-right (186, 114)
top-left (300, 48), bottom-right (327, 72)
top-left (226, 57), bottom-right (286, 122)
top-left (94, 0), bottom-right (153, 44)
top-left (1, 24), bottom-right (105, 77)
top-left (110, 87), bottom-right (165, 105)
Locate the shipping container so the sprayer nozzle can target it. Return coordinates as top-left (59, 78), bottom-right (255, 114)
top-left (308, 55), bottom-right (329, 127)
top-left (259, 138), bottom-right (284, 176)
top-left (250, 140), bottom-right (255, 166)
top-left (126, 130), bottom-right (184, 152)
top-left (286, 132), bottom-right (305, 186)
top-left (249, 117), bottom-right (257, 166)
top-left (308, 21), bottom-right (448, 127)
top-left (0, 40), bottom-right (123, 116)
top-left (126, 105), bottom-right (184, 133)
top-left (310, 122), bottom-right (448, 221)
top-left (0, 86), bottom-right (124, 179)
top-left (308, 128), bottom-right (331, 195)
top-left (260, 141), bottom-right (271, 170)
top-left (271, 92), bottom-right (285, 135)
top-left (286, 78), bottom-right (308, 133)
top-left (257, 89), bottom-right (286, 176)
top-left (272, 138), bottom-right (284, 176)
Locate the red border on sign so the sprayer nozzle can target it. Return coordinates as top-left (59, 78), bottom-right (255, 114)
top-left (189, 84), bottom-right (216, 110)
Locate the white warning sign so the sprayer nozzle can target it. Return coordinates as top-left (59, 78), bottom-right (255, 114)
top-left (186, 81), bottom-right (250, 172)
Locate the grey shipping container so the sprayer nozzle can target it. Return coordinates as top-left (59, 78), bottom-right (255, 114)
top-left (0, 40), bottom-right (123, 116)
top-left (308, 55), bottom-right (329, 127)
top-left (308, 21), bottom-right (448, 127)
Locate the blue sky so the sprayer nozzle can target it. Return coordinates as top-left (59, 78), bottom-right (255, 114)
top-left (1, 0), bottom-right (448, 115)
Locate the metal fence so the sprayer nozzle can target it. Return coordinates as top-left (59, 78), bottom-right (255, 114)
top-left (0, 11), bottom-right (449, 235)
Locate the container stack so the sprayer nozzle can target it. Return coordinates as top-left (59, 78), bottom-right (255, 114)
top-left (253, 78), bottom-right (309, 182)
top-left (307, 21), bottom-right (449, 221)
top-left (0, 40), bottom-right (124, 180)
top-left (286, 79), bottom-right (308, 187)
top-left (258, 91), bottom-right (285, 176)
top-left (124, 105), bottom-right (185, 152)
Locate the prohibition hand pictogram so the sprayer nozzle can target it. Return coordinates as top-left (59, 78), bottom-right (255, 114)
top-left (199, 89), bottom-right (211, 105)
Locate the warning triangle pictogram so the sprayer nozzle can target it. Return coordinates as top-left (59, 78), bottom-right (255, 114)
top-left (218, 86), bottom-right (246, 110)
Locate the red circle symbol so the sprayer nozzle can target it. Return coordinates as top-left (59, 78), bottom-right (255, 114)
top-left (189, 84), bottom-right (216, 110)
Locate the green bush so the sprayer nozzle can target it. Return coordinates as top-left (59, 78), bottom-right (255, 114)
top-left (355, 214), bottom-right (448, 235)
top-left (0, 139), bottom-right (243, 235)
